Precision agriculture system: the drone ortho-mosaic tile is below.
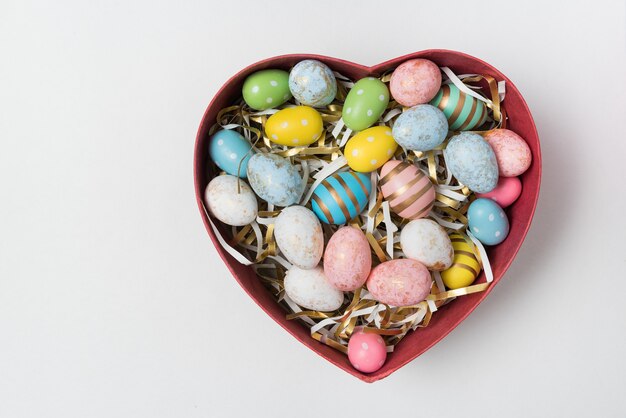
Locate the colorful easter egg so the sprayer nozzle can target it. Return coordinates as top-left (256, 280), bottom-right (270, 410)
top-left (342, 77), bottom-right (390, 131)
top-left (265, 106), bottom-right (323, 147)
top-left (440, 232), bottom-right (481, 289)
top-left (390, 59), bottom-right (442, 107)
top-left (366, 259), bottom-right (431, 307)
top-left (444, 132), bottom-right (499, 193)
top-left (392, 104), bottom-right (448, 151)
top-left (246, 153), bottom-right (302, 207)
top-left (348, 328), bottom-right (387, 373)
top-left (311, 171), bottom-right (371, 225)
top-left (288, 60), bottom-right (337, 107)
top-left (242, 69), bottom-right (291, 111)
top-left (204, 175), bottom-right (258, 226)
top-left (400, 219), bottom-right (453, 271)
top-left (477, 176), bottom-right (522, 208)
top-left (483, 129), bottom-right (532, 177)
top-left (430, 83), bottom-right (488, 131)
top-left (344, 126), bottom-right (398, 172)
top-left (467, 198), bottom-right (509, 245)
top-left (209, 129), bottom-right (254, 178)
top-left (275, 206), bottom-right (324, 269)
top-left (379, 160), bottom-right (435, 219)
top-left (284, 266), bottom-right (344, 311)
top-left (323, 226), bottom-right (372, 291)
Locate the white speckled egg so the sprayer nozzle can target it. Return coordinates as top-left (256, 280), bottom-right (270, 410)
top-left (204, 175), bottom-right (258, 226)
top-left (400, 219), bottom-right (453, 271)
top-left (284, 266), bottom-right (344, 311)
top-left (274, 206), bottom-right (324, 269)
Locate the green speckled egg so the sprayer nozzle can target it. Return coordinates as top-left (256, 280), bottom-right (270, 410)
top-left (242, 69), bottom-right (291, 111)
top-left (430, 83), bottom-right (488, 131)
top-left (343, 77), bottom-right (389, 131)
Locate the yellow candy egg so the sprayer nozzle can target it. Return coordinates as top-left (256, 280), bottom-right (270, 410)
top-left (265, 106), bottom-right (323, 147)
top-left (344, 126), bottom-right (398, 172)
top-left (440, 232), bottom-right (482, 289)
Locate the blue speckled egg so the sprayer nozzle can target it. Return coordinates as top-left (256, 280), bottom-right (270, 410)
top-left (392, 104), bottom-right (448, 151)
top-left (209, 130), bottom-right (254, 178)
top-left (289, 60), bottom-right (337, 107)
top-left (311, 171), bottom-right (371, 225)
top-left (444, 132), bottom-right (499, 193)
top-left (467, 198), bottom-right (509, 245)
top-left (246, 153), bottom-right (302, 207)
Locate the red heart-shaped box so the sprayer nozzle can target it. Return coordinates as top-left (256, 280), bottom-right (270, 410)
top-left (194, 50), bottom-right (541, 383)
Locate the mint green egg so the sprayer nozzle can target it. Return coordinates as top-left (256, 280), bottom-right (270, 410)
top-left (342, 77), bottom-right (390, 131)
top-left (430, 83), bottom-right (488, 131)
top-left (242, 69), bottom-right (291, 111)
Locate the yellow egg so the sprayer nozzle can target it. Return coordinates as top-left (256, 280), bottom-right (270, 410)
top-left (265, 106), bottom-right (323, 147)
top-left (344, 126), bottom-right (398, 172)
top-left (440, 232), bottom-right (482, 289)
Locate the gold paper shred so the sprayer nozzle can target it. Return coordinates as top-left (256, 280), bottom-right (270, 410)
top-left (366, 232), bottom-right (387, 263)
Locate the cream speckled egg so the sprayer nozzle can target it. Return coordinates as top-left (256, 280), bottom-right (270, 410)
top-left (400, 219), bottom-right (453, 271)
top-left (204, 175), bottom-right (258, 226)
top-left (274, 206), bottom-right (324, 269)
top-left (284, 266), bottom-right (344, 311)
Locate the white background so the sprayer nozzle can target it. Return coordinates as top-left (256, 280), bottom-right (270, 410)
top-left (1, 1), bottom-right (625, 416)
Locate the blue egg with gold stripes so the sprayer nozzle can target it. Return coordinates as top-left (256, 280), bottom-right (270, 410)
top-left (311, 171), bottom-right (371, 225)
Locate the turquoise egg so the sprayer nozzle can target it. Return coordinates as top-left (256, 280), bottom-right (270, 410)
top-left (467, 198), bottom-right (509, 245)
top-left (246, 153), bottom-right (302, 207)
top-left (444, 132), bottom-right (499, 193)
top-left (342, 77), bottom-right (389, 131)
top-left (430, 83), bottom-right (488, 131)
top-left (209, 129), bottom-right (254, 178)
top-left (392, 104), bottom-right (448, 151)
top-left (311, 171), bottom-right (371, 225)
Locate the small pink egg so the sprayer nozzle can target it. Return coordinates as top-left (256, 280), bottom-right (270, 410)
top-left (483, 129), bottom-right (532, 177)
top-left (477, 176), bottom-right (522, 208)
top-left (390, 59), bottom-right (442, 107)
top-left (324, 226), bottom-right (372, 291)
top-left (366, 259), bottom-right (431, 306)
top-left (348, 329), bottom-right (387, 373)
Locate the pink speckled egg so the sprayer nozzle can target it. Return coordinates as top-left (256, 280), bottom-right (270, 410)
top-left (366, 259), bottom-right (431, 306)
top-left (324, 226), bottom-right (372, 291)
top-left (477, 176), bottom-right (522, 208)
top-left (390, 59), bottom-right (442, 107)
top-left (380, 160), bottom-right (435, 220)
top-left (348, 328), bottom-right (387, 373)
top-left (483, 129), bottom-right (532, 177)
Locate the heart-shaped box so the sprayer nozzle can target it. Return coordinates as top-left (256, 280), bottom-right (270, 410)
top-left (194, 50), bottom-right (541, 383)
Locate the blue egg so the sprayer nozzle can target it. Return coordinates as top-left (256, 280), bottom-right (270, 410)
top-left (209, 129), bottom-right (254, 178)
top-left (392, 104), bottom-right (448, 151)
top-left (311, 171), bottom-right (371, 225)
top-left (288, 60), bottom-right (337, 107)
top-left (467, 198), bottom-right (509, 245)
top-left (246, 153), bottom-right (302, 207)
top-left (444, 132), bottom-right (499, 193)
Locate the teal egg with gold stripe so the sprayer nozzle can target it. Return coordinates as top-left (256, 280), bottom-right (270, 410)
top-left (430, 83), bottom-right (488, 131)
top-left (311, 171), bottom-right (371, 225)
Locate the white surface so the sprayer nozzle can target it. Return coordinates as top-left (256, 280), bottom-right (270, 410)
top-left (1, 1), bottom-right (625, 416)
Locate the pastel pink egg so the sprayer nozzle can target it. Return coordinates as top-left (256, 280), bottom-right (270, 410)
top-left (324, 226), bottom-right (372, 291)
top-left (348, 329), bottom-right (387, 373)
top-left (380, 160), bottom-right (435, 220)
top-left (483, 129), bottom-right (532, 177)
top-left (366, 259), bottom-right (431, 306)
top-left (390, 59), bottom-right (442, 107)
top-left (477, 176), bottom-right (522, 208)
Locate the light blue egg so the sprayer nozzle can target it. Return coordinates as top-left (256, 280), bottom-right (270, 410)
top-left (467, 198), bottom-right (509, 245)
top-left (392, 104), bottom-right (448, 151)
top-left (444, 132), bottom-right (498, 193)
top-left (246, 153), bottom-right (302, 207)
top-left (288, 60), bottom-right (337, 107)
top-left (209, 130), bottom-right (254, 178)
top-left (311, 171), bottom-right (371, 225)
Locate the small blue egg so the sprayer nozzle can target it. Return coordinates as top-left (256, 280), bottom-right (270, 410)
top-left (467, 198), bottom-right (509, 245)
top-left (444, 132), bottom-right (499, 193)
top-left (209, 130), bottom-right (254, 178)
top-left (246, 153), bottom-right (302, 207)
top-left (392, 104), bottom-right (448, 151)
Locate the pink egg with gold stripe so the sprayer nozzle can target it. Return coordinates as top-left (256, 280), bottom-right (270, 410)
top-left (379, 160), bottom-right (435, 219)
